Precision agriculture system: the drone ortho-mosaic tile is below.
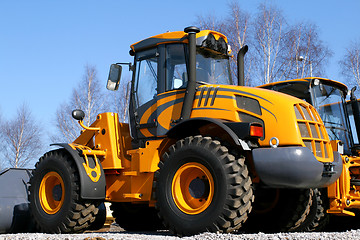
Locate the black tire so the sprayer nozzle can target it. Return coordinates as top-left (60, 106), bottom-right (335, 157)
top-left (296, 188), bottom-right (329, 232)
top-left (88, 202), bottom-right (106, 231)
top-left (244, 188), bottom-right (313, 233)
top-left (154, 135), bottom-right (253, 236)
top-left (29, 149), bottom-right (99, 233)
top-left (285, 189), bottom-right (313, 232)
top-left (110, 203), bottom-right (163, 231)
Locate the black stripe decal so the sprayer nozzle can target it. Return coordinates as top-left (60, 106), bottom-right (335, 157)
top-left (137, 91), bottom-right (185, 137)
top-left (157, 89), bottom-right (186, 100)
top-left (204, 87), bottom-right (214, 106)
top-left (219, 88), bottom-right (273, 104)
top-left (210, 87), bottom-right (219, 106)
top-left (192, 107), bottom-right (230, 112)
top-left (195, 94), bottom-right (233, 100)
top-left (148, 97), bottom-right (185, 130)
top-left (261, 106), bottom-right (277, 122)
top-left (198, 87), bottom-right (207, 107)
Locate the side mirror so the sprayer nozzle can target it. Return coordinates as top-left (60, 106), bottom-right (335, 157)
top-left (106, 64), bottom-right (122, 91)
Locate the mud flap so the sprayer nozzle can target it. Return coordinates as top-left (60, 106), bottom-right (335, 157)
top-left (52, 143), bottom-right (106, 199)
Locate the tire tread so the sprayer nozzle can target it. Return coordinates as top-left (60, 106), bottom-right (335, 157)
top-left (29, 149), bottom-right (99, 233)
top-left (154, 135), bottom-right (253, 236)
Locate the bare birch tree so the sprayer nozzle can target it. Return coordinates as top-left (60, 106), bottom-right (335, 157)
top-left (0, 109), bottom-right (4, 170)
top-left (280, 22), bottom-right (332, 80)
top-left (252, 2), bottom-right (286, 85)
top-left (197, 1), bottom-right (252, 85)
top-left (2, 103), bottom-right (43, 168)
top-left (196, 13), bottom-right (226, 33)
top-left (53, 64), bottom-right (108, 142)
top-left (198, 1), bottom-right (332, 85)
top-left (340, 40), bottom-right (360, 88)
top-left (224, 1), bottom-right (252, 85)
top-left (109, 77), bottom-right (131, 123)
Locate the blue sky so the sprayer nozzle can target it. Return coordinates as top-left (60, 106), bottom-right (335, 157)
top-left (1, 0), bottom-right (360, 148)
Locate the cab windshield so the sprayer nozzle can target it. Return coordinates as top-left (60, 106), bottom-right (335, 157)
top-left (311, 82), bottom-right (352, 153)
top-left (195, 48), bottom-right (232, 85)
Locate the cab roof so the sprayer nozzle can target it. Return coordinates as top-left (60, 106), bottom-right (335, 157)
top-left (130, 30), bottom-right (228, 53)
top-left (259, 77), bottom-right (349, 95)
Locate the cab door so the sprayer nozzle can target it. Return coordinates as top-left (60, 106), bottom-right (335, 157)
top-left (130, 48), bottom-right (159, 141)
top-left (129, 44), bottom-right (188, 143)
top-left (155, 44), bottom-right (188, 136)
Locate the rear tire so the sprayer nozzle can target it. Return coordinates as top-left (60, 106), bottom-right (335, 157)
top-left (29, 149), bottom-right (99, 233)
top-left (297, 188), bottom-right (329, 231)
top-left (154, 136), bottom-right (253, 236)
top-left (244, 188), bottom-right (313, 233)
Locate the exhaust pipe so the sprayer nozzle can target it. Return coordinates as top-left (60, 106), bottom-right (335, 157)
top-left (237, 45), bottom-right (248, 86)
top-left (181, 26), bottom-right (200, 121)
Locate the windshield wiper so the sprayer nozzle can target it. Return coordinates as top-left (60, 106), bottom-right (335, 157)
top-left (146, 60), bottom-right (157, 80)
top-left (319, 88), bottom-right (336, 105)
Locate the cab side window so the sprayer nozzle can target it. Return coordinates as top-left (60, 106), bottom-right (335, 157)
top-left (166, 44), bottom-right (188, 91)
top-left (134, 49), bottom-right (158, 107)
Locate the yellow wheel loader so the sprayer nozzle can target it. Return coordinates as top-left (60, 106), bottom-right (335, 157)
top-left (29, 27), bottom-right (341, 236)
top-left (260, 77), bottom-right (360, 231)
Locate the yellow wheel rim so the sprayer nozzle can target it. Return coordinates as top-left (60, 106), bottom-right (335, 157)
top-left (172, 162), bottom-right (214, 215)
top-left (39, 171), bottom-right (65, 214)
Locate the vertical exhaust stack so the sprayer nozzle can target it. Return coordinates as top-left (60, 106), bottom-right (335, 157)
top-left (181, 26), bottom-right (200, 121)
top-left (237, 45), bottom-right (248, 86)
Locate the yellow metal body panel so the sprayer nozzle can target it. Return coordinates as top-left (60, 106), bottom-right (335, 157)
top-left (137, 85), bottom-right (308, 147)
top-left (106, 139), bottom-right (172, 203)
top-left (190, 85), bottom-right (333, 163)
top-left (133, 84), bottom-right (333, 163)
top-left (69, 111), bottom-right (175, 203)
top-left (327, 155), bottom-right (360, 216)
top-left (73, 112), bottom-right (132, 170)
top-left (70, 112), bottom-right (171, 203)
top-left (156, 91), bottom-right (184, 135)
top-left (127, 139), bottom-right (164, 173)
top-left (137, 90), bottom-right (185, 138)
top-left (192, 85), bottom-right (303, 147)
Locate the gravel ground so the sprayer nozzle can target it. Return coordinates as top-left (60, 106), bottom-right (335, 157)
top-left (2, 226), bottom-right (360, 240)
top-left (1, 231), bottom-right (360, 240)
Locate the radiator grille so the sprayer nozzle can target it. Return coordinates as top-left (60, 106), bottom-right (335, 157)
top-left (294, 103), bottom-right (330, 159)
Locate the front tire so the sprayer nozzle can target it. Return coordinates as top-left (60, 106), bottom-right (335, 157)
top-left (29, 149), bottom-right (99, 233)
top-left (154, 136), bottom-right (253, 236)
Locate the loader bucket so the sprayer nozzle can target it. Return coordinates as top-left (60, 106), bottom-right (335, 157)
top-left (0, 168), bottom-right (34, 233)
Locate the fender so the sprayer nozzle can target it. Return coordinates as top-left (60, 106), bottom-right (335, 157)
top-left (167, 117), bottom-right (259, 148)
top-left (51, 143), bottom-right (106, 200)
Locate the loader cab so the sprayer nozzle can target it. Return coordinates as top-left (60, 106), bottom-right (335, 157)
top-left (114, 29), bottom-right (232, 147)
top-left (127, 43), bottom-right (189, 144)
top-left (259, 78), bottom-right (355, 155)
